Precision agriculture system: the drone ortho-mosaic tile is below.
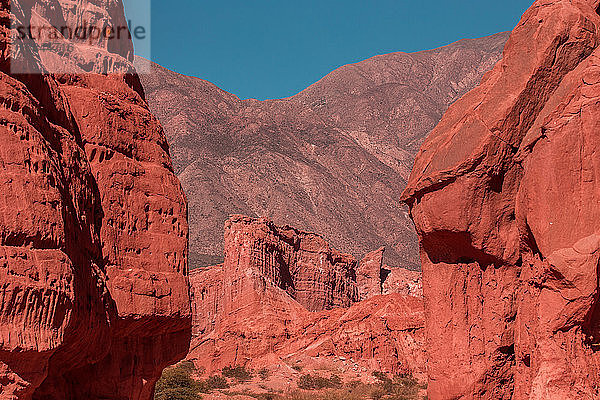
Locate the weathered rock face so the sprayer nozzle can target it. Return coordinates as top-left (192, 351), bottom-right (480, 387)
top-left (356, 248), bottom-right (423, 299)
top-left (382, 267), bottom-right (422, 298)
top-left (223, 215), bottom-right (358, 311)
top-left (0, 1), bottom-right (190, 399)
top-left (357, 247), bottom-right (385, 300)
top-left (187, 216), bottom-right (425, 379)
top-left (138, 33), bottom-right (508, 270)
top-left (403, 0), bottom-right (600, 398)
top-left (13, 0), bottom-right (136, 76)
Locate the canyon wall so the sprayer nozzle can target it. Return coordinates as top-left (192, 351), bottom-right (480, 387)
top-left (403, 0), bottom-right (600, 398)
top-left (0, 1), bottom-right (190, 399)
top-left (188, 216), bottom-right (425, 379)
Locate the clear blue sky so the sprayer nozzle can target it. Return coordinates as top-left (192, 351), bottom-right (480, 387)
top-left (147, 0), bottom-right (532, 100)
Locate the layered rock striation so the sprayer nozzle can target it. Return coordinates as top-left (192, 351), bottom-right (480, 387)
top-left (0, 1), bottom-right (190, 399)
top-left (187, 216), bottom-right (425, 378)
top-left (222, 215), bottom-right (359, 312)
top-left (403, 0), bottom-right (600, 398)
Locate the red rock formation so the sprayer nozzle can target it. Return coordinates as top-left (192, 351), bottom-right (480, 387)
top-left (357, 247), bottom-right (385, 300)
top-left (0, 1), bottom-right (190, 399)
top-left (187, 216), bottom-right (425, 380)
top-left (223, 215), bottom-right (359, 312)
top-left (403, 0), bottom-right (600, 398)
top-left (356, 247), bottom-right (423, 299)
top-left (382, 267), bottom-right (422, 298)
top-left (138, 33), bottom-right (509, 270)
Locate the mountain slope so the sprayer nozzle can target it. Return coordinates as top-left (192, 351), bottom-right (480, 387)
top-left (138, 32), bottom-right (508, 268)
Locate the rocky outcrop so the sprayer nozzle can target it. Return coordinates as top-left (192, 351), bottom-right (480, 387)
top-left (223, 215), bottom-right (358, 311)
top-left (403, 0), bottom-right (600, 398)
top-left (357, 248), bottom-right (422, 299)
top-left (357, 247), bottom-right (385, 300)
top-left (187, 216), bottom-right (425, 379)
top-left (138, 33), bottom-right (508, 269)
top-left (382, 267), bottom-right (422, 298)
top-left (0, 1), bottom-right (190, 399)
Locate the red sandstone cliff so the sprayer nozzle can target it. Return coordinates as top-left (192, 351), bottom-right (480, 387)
top-left (403, 0), bottom-right (600, 398)
top-left (0, 1), bottom-right (190, 399)
top-left (138, 33), bottom-right (508, 270)
top-left (382, 266), bottom-right (422, 298)
top-left (357, 247), bottom-right (386, 301)
top-left (187, 216), bottom-right (425, 381)
top-left (221, 215), bottom-right (359, 312)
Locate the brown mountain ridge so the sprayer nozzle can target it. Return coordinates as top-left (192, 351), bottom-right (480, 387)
top-left (138, 32), bottom-right (509, 269)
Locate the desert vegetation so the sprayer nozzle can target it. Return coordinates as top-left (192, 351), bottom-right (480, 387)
top-left (154, 362), bottom-right (230, 400)
top-left (222, 365), bottom-right (254, 382)
top-left (281, 371), bottom-right (424, 400)
top-left (154, 363), bottom-right (425, 400)
top-left (154, 362), bottom-right (199, 400)
top-left (297, 373), bottom-right (343, 390)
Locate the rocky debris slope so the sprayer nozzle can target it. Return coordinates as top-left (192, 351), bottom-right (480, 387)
top-left (403, 0), bottom-right (600, 398)
top-left (0, 1), bottom-right (190, 399)
top-left (138, 32), bottom-right (509, 269)
top-left (187, 216), bottom-right (425, 381)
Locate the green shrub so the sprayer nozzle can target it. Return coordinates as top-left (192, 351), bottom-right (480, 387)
top-left (284, 377), bottom-right (418, 400)
top-left (255, 394), bottom-right (277, 400)
top-left (291, 365), bottom-right (303, 372)
top-left (258, 368), bottom-right (270, 380)
top-left (171, 367), bottom-right (423, 400)
top-left (232, 372), bottom-right (425, 400)
top-left (372, 371), bottom-right (394, 392)
top-left (222, 365), bottom-right (254, 382)
top-left (226, 391), bottom-right (277, 400)
top-left (370, 387), bottom-right (386, 400)
top-left (372, 371), bottom-right (391, 383)
top-left (297, 373), bottom-right (343, 390)
top-left (328, 374), bottom-right (343, 388)
top-left (197, 375), bottom-right (229, 393)
top-left (154, 362), bottom-right (199, 400)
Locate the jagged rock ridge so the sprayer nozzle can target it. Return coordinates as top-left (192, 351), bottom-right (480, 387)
top-left (187, 216), bottom-right (425, 379)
